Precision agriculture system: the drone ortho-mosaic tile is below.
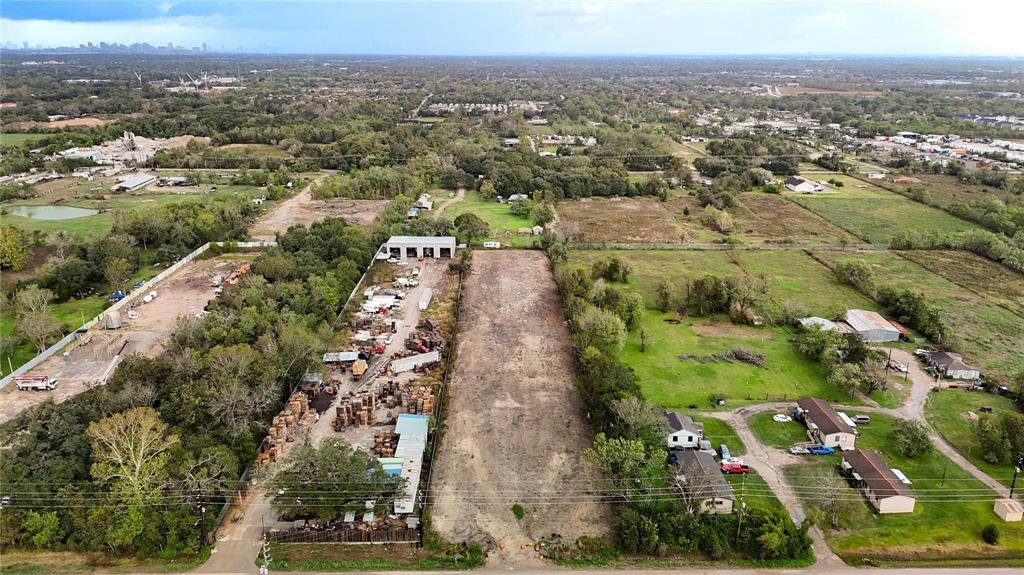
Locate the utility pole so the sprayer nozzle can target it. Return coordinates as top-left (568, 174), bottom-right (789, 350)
top-left (1011, 455), bottom-right (1023, 499)
top-left (735, 474), bottom-right (745, 543)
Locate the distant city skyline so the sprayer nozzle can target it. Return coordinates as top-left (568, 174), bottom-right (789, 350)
top-left (1, 0), bottom-right (1023, 57)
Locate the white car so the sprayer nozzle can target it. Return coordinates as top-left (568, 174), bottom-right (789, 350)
top-left (789, 446), bottom-right (810, 455)
top-left (772, 414), bottom-right (792, 423)
top-left (387, 257), bottom-right (399, 264)
top-left (721, 457), bottom-right (745, 466)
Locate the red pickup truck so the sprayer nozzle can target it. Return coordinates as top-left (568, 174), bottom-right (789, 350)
top-left (721, 463), bottom-right (751, 475)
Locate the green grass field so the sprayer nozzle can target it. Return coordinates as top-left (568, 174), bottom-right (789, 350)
top-left (925, 388), bottom-right (1022, 488)
top-left (2, 185), bottom-right (268, 237)
top-left (440, 190), bottom-right (536, 246)
top-left (786, 413), bottom-right (1024, 563)
top-left (733, 250), bottom-right (878, 316)
top-left (0, 132), bottom-right (46, 147)
top-left (814, 250), bottom-right (1024, 384)
top-left (621, 312), bottom-right (860, 411)
top-left (692, 415), bottom-right (746, 456)
top-left (787, 178), bottom-right (981, 244)
top-left (748, 412), bottom-right (809, 449)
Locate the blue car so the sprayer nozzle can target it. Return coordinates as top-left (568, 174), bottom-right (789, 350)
top-left (808, 445), bottom-right (835, 455)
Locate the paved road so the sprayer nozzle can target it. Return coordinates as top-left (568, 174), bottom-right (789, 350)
top-left (569, 242), bottom-right (889, 251)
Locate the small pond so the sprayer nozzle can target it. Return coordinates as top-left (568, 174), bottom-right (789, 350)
top-left (5, 205), bottom-right (100, 220)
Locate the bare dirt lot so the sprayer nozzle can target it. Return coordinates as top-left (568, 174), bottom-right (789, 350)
top-left (0, 256), bottom-right (252, 424)
top-left (430, 250), bottom-right (610, 567)
top-left (557, 196), bottom-right (683, 243)
top-left (6, 117), bottom-right (118, 130)
top-left (250, 187), bottom-right (390, 240)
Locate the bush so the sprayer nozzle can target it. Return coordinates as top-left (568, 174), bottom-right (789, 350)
top-left (889, 419), bottom-right (933, 458)
top-left (511, 504), bottom-right (524, 520)
top-left (982, 523), bottom-right (999, 545)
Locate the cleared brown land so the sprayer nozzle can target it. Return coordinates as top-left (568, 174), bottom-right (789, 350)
top-left (732, 193), bottom-right (853, 243)
top-left (557, 196), bottom-right (683, 243)
top-left (430, 250), bottom-right (610, 566)
top-left (0, 256), bottom-right (251, 424)
top-left (250, 185), bottom-right (389, 240)
top-left (6, 117), bottom-right (116, 130)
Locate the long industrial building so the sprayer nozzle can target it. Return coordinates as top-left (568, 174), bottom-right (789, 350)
top-left (379, 236), bottom-right (457, 259)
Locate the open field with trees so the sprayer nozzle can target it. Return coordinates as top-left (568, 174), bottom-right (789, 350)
top-left (813, 250), bottom-right (1024, 383)
top-left (622, 313), bottom-right (858, 410)
top-left (439, 190), bottom-right (535, 246)
top-left (925, 388), bottom-right (1023, 489)
top-left (789, 182), bottom-right (982, 244)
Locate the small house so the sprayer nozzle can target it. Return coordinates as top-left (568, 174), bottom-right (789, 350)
top-left (664, 411), bottom-right (704, 449)
top-left (784, 176), bottom-right (824, 193)
top-left (929, 351), bottom-right (981, 380)
top-left (844, 309), bottom-right (902, 342)
top-left (675, 450), bottom-right (734, 514)
top-left (796, 397), bottom-right (857, 450)
top-left (994, 499), bottom-right (1023, 522)
top-left (840, 448), bottom-right (916, 514)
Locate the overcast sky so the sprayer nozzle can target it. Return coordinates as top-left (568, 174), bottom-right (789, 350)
top-left (2, 0), bottom-right (1023, 56)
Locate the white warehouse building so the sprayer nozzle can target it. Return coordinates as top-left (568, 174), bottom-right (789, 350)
top-left (379, 236), bottom-right (457, 259)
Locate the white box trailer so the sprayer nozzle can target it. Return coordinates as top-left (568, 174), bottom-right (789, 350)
top-left (418, 288), bottom-right (433, 311)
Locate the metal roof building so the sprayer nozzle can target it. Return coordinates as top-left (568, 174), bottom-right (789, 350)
top-left (380, 236), bottom-right (457, 259)
top-left (844, 309), bottom-right (902, 342)
top-left (391, 414), bottom-right (429, 515)
top-left (111, 173), bottom-right (156, 192)
top-left (841, 448), bottom-right (916, 514)
top-left (391, 350), bottom-right (441, 374)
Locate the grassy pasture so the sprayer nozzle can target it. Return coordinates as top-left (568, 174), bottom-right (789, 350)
top-left (0, 132), bottom-right (46, 147)
top-left (899, 250), bottom-right (1024, 318)
top-left (2, 185), bottom-right (268, 237)
top-left (871, 173), bottom-right (1020, 208)
top-left (731, 193), bottom-right (854, 244)
top-left (786, 176), bottom-right (981, 243)
top-left (784, 413), bottom-right (1024, 564)
top-left (924, 388), bottom-right (1022, 489)
top-left (440, 190), bottom-right (535, 246)
top-left (814, 250), bottom-right (1024, 383)
top-left (620, 312), bottom-right (859, 411)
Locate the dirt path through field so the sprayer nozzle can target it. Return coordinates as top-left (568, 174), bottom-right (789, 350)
top-left (431, 188), bottom-right (464, 217)
top-left (429, 250), bottom-right (611, 568)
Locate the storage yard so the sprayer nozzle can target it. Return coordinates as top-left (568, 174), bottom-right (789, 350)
top-left (252, 255), bottom-right (455, 532)
top-left (0, 255), bottom-right (253, 424)
top-left (430, 250), bottom-right (611, 565)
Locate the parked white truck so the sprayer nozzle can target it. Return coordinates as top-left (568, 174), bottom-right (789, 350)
top-left (14, 375), bottom-right (58, 391)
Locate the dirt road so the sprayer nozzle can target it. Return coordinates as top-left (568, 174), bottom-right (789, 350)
top-left (249, 173), bottom-right (388, 240)
top-left (429, 250), bottom-right (611, 568)
top-left (431, 188), bottom-right (464, 217)
top-left (710, 408), bottom-right (844, 567)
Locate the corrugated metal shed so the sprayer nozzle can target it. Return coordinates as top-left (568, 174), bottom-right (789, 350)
top-left (323, 351), bottom-right (360, 363)
top-left (391, 350), bottom-right (440, 374)
top-left (845, 309), bottom-right (898, 333)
